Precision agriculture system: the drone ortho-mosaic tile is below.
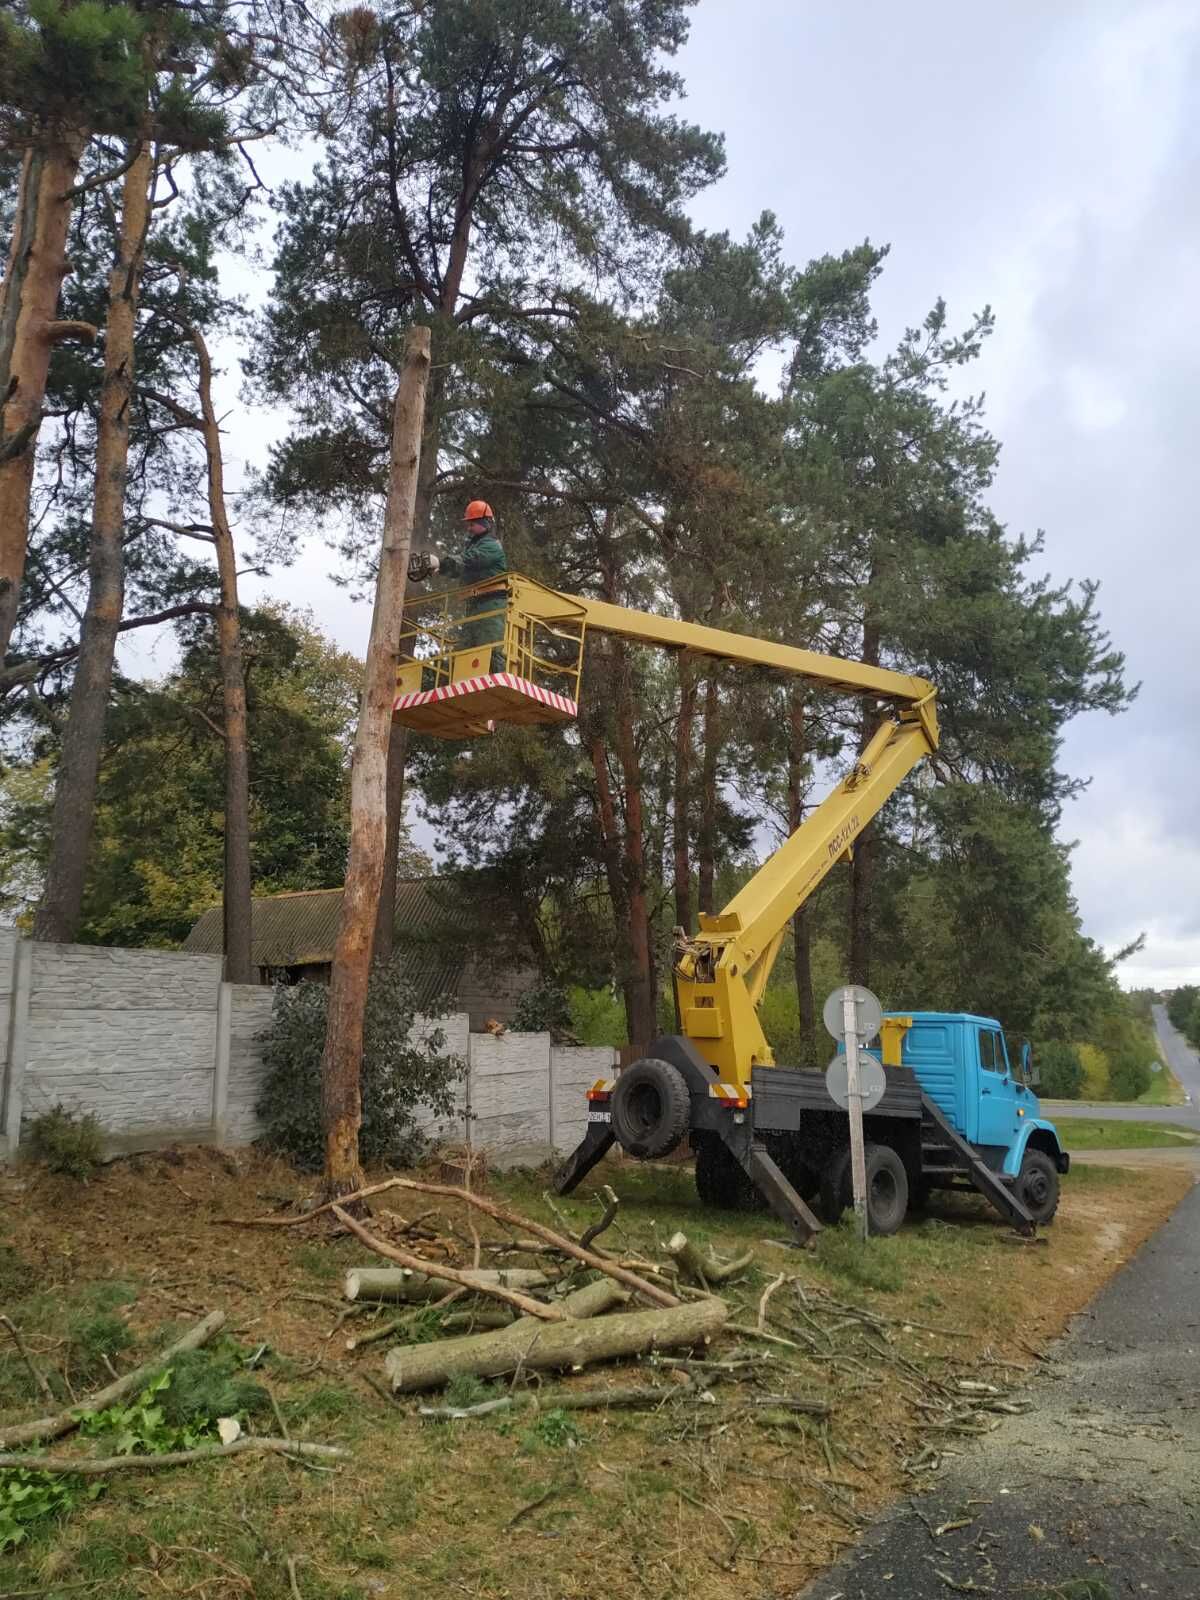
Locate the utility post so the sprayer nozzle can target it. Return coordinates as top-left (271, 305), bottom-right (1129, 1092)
top-left (842, 990), bottom-right (869, 1240)
top-left (823, 984), bottom-right (884, 1243)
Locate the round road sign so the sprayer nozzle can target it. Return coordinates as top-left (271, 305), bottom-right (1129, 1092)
top-left (824, 1052), bottom-right (887, 1113)
top-left (822, 984), bottom-right (883, 1043)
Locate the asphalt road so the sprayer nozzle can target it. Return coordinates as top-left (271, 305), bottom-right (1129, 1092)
top-left (1043, 1004), bottom-right (1200, 1131)
top-left (801, 1182), bottom-right (1200, 1599)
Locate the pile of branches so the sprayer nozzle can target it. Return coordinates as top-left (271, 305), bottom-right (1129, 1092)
top-left (226, 1174), bottom-right (1031, 1466)
top-left (228, 1174), bottom-right (828, 1420)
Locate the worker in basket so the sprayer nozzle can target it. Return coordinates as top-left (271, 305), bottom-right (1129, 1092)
top-left (408, 499), bottom-right (508, 670)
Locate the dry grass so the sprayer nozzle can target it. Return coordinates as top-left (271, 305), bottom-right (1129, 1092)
top-left (0, 1148), bottom-right (1190, 1600)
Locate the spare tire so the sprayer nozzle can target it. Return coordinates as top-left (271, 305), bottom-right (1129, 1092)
top-left (610, 1058), bottom-right (691, 1159)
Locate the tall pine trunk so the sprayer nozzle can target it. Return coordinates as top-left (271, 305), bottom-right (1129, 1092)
top-left (697, 671), bottom-right (721, 916)
top-left (189, 325), bottom-right (252, 984)
top-left (377, 354), bottom-right (441, 959)
top-left (787, 687), bottom-right (817, 1067)
top-left (609, 640), bottom-right (656, 1055)
top-left (321, 325), bottom-right (430, 1198)
top-left (848, 616), bottom-right (883, 986)
top-left (672, 653), bottom-right (697, 934)
top-left (587, 724), bottom-right (639, 1043)
top-left (0, 136), bottom-right (92, 662)
top-left (33, 146), bottom-right (151, 943)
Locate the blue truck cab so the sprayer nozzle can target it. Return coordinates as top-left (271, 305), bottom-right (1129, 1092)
top-left (882, 1013), bottom-right (1066, 1176)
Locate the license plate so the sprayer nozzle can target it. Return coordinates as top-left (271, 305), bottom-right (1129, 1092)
top-left (587, 1110), bottom-right (611, 1124)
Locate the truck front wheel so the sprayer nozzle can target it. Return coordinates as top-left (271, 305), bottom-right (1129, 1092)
top-left (1016, 1149), bottom-right (1059, 1225)
top-left (818, 1143), bottom-right (909, 1235)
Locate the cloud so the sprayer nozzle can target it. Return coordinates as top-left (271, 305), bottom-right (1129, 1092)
top-left (680, 0), bottom-right (1200, 984)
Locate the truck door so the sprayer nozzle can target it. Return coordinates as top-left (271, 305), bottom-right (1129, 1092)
top-left (975, 1027), bottom-right (1019, 1158)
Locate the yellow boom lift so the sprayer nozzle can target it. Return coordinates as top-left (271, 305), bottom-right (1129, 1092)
top-left (395, 575), bottom-right (1036, 1242)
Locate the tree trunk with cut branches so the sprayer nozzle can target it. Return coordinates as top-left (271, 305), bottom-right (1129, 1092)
top-left (33, 145), bottom-right (152, 943)
top-left (373, 724), bottom-right (408, 962)
top-left (190, 324), bottom-right (253, 984)
top-left (321, 325), bottom-right (430, 1198)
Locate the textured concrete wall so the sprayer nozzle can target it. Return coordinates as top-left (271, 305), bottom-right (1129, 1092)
top-left (224, 985), bottom-right (276, 1146)
top-left (550, 1045), bottom-right (615, 1155)
top-left (0, 938), bottom-right (614, 1162)
top-left (468, 1031), bottom-right (552, 1155)
top-left (22, 944), bottom-right (224, 1150)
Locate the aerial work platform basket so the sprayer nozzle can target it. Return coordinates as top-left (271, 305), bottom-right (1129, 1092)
top-left (393, 576), bottom-right (586, 739)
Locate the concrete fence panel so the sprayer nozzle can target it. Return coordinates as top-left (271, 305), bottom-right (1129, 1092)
top-left (21, 945), bottom-right (224, 1153)
top-left (550, 1045), bottom-right (617, 1155)
top-left (0, 937), bottom-right (617, 1164)
top-left (223, 985), bottom-right (277, 1145)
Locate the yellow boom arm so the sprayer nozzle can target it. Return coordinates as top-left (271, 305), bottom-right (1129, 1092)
top-left (396, 574), bottom-right (940, 1095)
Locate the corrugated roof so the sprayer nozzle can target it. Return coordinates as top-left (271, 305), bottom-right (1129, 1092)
top-left (183, 877), bottom-right (471, 1012)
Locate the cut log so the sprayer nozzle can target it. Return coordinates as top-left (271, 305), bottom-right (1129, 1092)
top-left (331, 1206), bottom-right (562, 1321)
top-left (343, 1267), bottom-right (550, 1303)
top-left (666, 1232), bottom-right (754, 1287)
top-left (0, 1436), bottom-right (346, 1475)
top-left (387, 1296), bottom-right (727, 1393)
top-left (553, 1278), bottom-right (629, 1320)
top-left (0, 1309), bottom-right (225, 1449)
top-left (439, 1309), bottom-right (514, 1333)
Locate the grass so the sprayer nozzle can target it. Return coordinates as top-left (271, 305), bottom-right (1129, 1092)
top-left (0, 1147), bottom-right (1190, 1600)
top-left (1137, 1058), bottom-right (1187, 1105)
top-left (1059, 1117), bottom-right (1199, 1150)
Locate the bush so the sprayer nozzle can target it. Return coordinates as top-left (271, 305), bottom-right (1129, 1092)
top-left (1096, 1009), bottom-right (1153, 1101)
top-left (255, 954), bottom-right (465, 1170)
top-left (566, 985), bottom-right (627, 1048)
top-left (25, 1103), bottom-right (103, 1178)
top-left (1076, 1042), bottom-right (1109, 1099)
top-left (1034, 1041), bottom-right (1084, 1099)
top-left (511, 980), bottom-right (573, 1035)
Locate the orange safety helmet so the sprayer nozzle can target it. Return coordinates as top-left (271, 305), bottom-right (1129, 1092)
top-left (463, 499), bottom-right (494, 522)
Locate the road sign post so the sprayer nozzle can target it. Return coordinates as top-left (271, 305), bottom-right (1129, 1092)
top-left (843, 992), bottom-right (869, 1240)
top-left (823, 985), bottom-right (883, 1244)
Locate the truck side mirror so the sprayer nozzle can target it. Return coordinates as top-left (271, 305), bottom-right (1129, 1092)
top-left (1022, 1042), bottom-right (1039, 1086)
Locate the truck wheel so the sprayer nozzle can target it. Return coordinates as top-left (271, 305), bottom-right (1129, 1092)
top-left (772, 1135), bottom-right (820, 1202)
top-left (818, 1144), bottom-right (909, 1235)
top-left (864, 1144), bottom-right (908, 1235)
top-left (818, 1148), bottom-right (853, 1223)
top-left (694, 1137), bottom-right (765, 1211)
top-left (610, 1058), bottom-right (690, 1159)
top-left (1016, 1149), bottom-right (1059, 1225)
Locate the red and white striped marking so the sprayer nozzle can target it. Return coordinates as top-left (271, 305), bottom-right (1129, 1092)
top-left (393, 672), bottom-right (577, 718)
top-left (708, 1081), bottom-right (751, 1107)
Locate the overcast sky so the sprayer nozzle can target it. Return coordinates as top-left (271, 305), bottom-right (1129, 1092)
top-left (672, 0), bottom-right (1200, 992)
top-left (130, 0), bottom-right (1199, 988)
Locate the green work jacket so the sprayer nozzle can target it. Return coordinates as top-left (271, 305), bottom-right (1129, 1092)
top-left (441, 532), bottom-right (507, 588)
